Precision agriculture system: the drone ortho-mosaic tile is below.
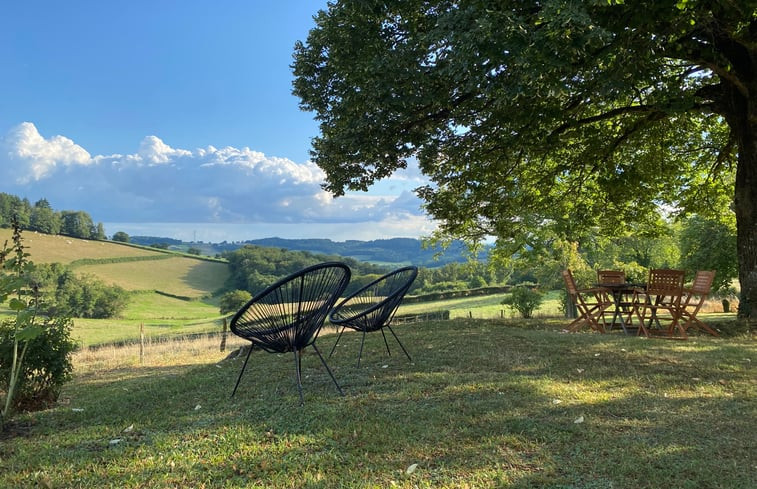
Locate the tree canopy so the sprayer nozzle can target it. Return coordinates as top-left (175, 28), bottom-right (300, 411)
top-left (292, 0), bottom-right (756, 318)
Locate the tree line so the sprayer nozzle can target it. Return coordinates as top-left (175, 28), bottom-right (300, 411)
top-left (0, 193), bottom-right (105, 240)
top-left (222, 213), bottom-right (737, 302)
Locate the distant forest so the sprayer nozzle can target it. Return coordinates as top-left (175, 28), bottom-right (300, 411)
top-left (220, 244), bottom-right (509, 296)
top-left (129, 235), bottom-right (473, 267)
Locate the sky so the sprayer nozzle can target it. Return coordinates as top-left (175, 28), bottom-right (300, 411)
top-left (0, 1), bottom-right (436, 243)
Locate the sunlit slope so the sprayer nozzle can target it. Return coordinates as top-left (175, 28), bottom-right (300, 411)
top-left (74, 257), bottom-right (229, 297)
top-left (0, 229), bottom-right (160, 263)
top-left (0, 229), bottom-right (229, 299)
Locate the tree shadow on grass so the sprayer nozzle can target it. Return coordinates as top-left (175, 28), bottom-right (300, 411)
top-left (3, 320), bottom-right (754, 488)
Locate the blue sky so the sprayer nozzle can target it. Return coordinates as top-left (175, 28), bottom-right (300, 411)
top-left (0, 1), bottom-right (434, 242)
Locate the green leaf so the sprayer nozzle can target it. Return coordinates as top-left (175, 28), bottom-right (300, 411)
top-left (9, 298), bottom-right (27, 311)
top-left (16, 324), bottom-right (44, 341)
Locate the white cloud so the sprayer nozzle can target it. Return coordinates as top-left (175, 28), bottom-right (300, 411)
top-left (138, 136), bottom-right (191, 165)
top-left (0, 122), bottom-right (435, 239)
top-left (3, 122), bottom-right (92, 182)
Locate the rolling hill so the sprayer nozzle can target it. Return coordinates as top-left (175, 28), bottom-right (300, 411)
top-left (0, 228), bottom-right (229, 299)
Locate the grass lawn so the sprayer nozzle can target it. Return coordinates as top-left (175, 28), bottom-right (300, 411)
top-left (1, 319), bottom-right (754, 488)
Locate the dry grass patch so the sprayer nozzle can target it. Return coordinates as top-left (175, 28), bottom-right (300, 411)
top-left (1, 229), bottom-right (161, 264)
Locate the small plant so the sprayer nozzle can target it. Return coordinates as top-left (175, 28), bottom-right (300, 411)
top-left (0, 218), bottom-right (76, 429)
top-left (502, 284), bottom-right (544, 319)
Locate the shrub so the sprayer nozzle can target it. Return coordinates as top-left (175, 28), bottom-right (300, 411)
top-left (1, 218), bottom-right (76, 427)
top-left (219, 289), bottom-right (252, 315)
top-left (502, 285), bottom-right (544, 319)
top-left (0, 315), bottom-right (76, 411)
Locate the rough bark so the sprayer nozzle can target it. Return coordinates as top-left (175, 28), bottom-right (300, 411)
top-left (733, 121), bottom-right (757, 320)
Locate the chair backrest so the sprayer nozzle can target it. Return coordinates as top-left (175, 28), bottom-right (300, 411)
top-left (562, 269), bottom-right (578, 296)
top-left (690, 270), bottom-right (715, 295)
top-left (646, 269), bottom-right (685, 296)
top-left (597, 270), bottom-right (625, 285)
top-left (330, 266), bottom-right (418, 329)
top-left (230, 262), bottom-right (351, 352)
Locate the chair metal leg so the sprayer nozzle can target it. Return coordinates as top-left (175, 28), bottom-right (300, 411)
top-left (386, 325), bottom-right (412, 362)
top-left (380, 328), bottom-right (392, 356)
top-left (231, 344), bottom-right (254, 397)
top-left (312, 343), bottom-right (344, 396)
top-left (357, 330), bottom-right (367, 367)
top-left (293, 348), bottom-right (304, 406)
top-left (328, 326), bottom-right (347, 358)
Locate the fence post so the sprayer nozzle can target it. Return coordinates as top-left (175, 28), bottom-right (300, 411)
top-left (139, 323), bottom-right (145, 365)
top-left (220, 318), bottom-right (228, 352)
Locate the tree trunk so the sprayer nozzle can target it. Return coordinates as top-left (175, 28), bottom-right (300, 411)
top-left (733, 108), bottom-right (757, 321)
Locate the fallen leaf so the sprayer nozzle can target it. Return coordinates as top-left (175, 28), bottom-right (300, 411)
top-left (719, 379), bottom-right (728, 385)
top-left (405, 463), bottom-right (418, 475)
top-left (574, 416), bottom-right (584, 424)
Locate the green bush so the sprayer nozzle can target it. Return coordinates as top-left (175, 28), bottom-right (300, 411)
top-left (502, 285), bottom-right (544, 319)
top-left (1, 218), bottom-right (77, 426)
top-left (30, 265), bottom-right (129, 319)
top-left (219, 289), bottom-right (252, 315)
top-left (0, 315), bottom-right (77, 411)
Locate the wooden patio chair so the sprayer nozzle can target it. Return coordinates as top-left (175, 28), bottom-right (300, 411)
top-left (596, 270), bottom-right (636, 329)
top-left (680, 270), bottom-right (718, 336)
top-left (562, 269), bottom-right (612, 333)
top-left (633, 269), bottom-right (686, 339)
top-left (597, 270), bottom-right (626, 285)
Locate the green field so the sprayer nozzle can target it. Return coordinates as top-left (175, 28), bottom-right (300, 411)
top-left (72, 292), bottom-right (225, 347)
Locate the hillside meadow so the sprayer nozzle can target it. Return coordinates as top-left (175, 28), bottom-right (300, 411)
top-left (0, 229), bottom-right (229, 346)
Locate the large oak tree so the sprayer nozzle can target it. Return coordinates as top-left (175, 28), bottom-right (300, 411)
top-left (292, 0), bottom-right (756, 319)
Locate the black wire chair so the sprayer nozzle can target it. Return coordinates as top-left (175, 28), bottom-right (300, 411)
top-left (328, 266), bottom-right (418, 367)
top-left (230, 262), bottom-right (351, 404)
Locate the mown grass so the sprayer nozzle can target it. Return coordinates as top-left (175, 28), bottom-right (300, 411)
top-left (2, 319), bottom-right (754, 488)
top-left (74, 256), bottom-right (229, 298)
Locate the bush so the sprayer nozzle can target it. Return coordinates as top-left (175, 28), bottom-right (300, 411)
top-left (1, 218), bottom-right (76, 426)
top-left (0, 315), bottom-right (77, 411)
top-left (219, 289), bottom-right (252, 315)
top-left (30, 266), bottom-right (129, 319)
top-left (502, 285), bottom-right (544, 319)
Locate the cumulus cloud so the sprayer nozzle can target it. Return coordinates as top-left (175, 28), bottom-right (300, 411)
top-left (0, 122), bottom-right (434, 238)
top-left (3, 122), bottom-right (92, 182)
